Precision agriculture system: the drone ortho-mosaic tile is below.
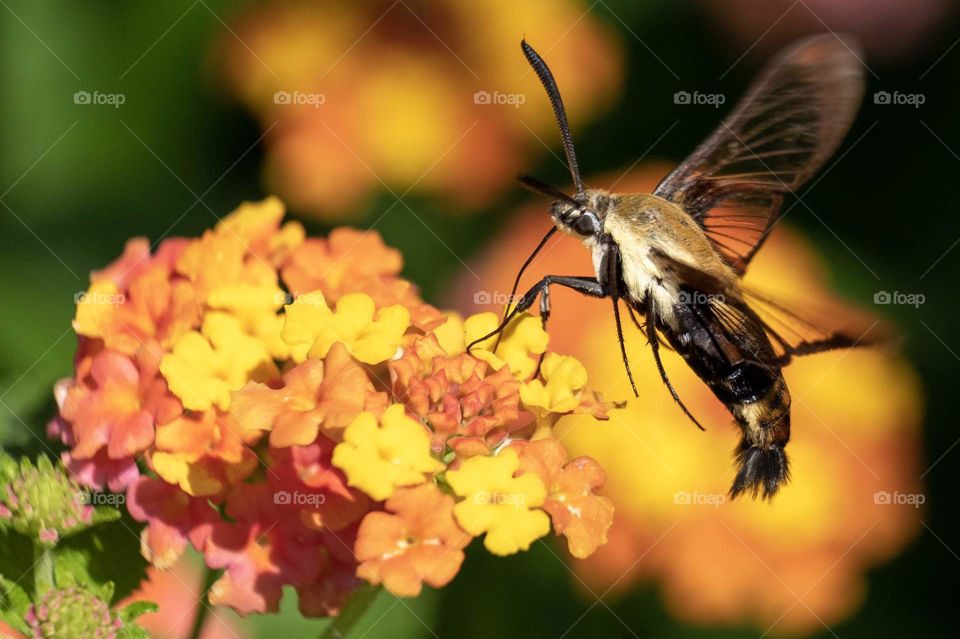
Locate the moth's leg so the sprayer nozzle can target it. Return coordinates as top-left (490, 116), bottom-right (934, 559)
top-left (646, 296), bottom-right (706, 431)
top-left (531, 275), bottom-right (604, 377)
top-left (602, 242), bottom-right (641, 398)
top-left (611, 298), bottom-right (639, 397)
top-left (626, 302), bottom-right (675, 352)
top-left (466, 276), bottom-right (605, 352)
top-left (625, 300), bottom-right (645, 332)
top-left (687, 302), bottom-right (736, 368)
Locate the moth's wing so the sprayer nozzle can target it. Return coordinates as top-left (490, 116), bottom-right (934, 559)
top-left (653, 35), bottom-right (865, 275)
top-left (702, 285), bottom-right (888, 368)
top-left (648, 249), bottom-right (886, 367)
top-left (737, 286), bottom-right (888, 366)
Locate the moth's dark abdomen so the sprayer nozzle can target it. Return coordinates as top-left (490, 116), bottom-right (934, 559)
top-left (660, 300), bottom-right (778, 398)
top-left (654, 297), bottom-right (792, 499)
top-left (708, 360), bottom-right (777, 405)
top-left (728, 377), bottom-right (791, 499)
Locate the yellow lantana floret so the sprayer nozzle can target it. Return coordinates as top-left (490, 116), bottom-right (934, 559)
top-left (207, 283), bottom-right (289, 359)
top-left (216, 195), bottom-right (284, 241)
top-left (446, 449), bottom-right (550, 556)
top-left (520, 353), bottom-right (589, 414)
top-left (332, 404), bottom-right (444, 501)
top-left (281, 290), bottom-right (409, 364)
top-left (464, 311), bottom-right (548, 379)
top-left (72, 280), bottom-right (123, 339)
top-left (160, 312), bottom-right (278, 411)
top-left (431, 313), bottom-right (467, 355)
top-left (150, 453), bottom-right (217, 497)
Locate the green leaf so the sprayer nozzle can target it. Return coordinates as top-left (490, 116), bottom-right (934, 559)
top-left (0, 609), bottom-right (29, 635)
top-left (90, 504), bottom-right (123, 526)
top-left (54, 512), bottom-right (148, 604)
top-left (53, 552), bottom-right (110, 600)
top-left (119, 600), bottom-right (158, 621)
top-left (116, 602), bottom-right (157, 639)
top-left (117, 623), bottom-right (153, 639)
top-left (0, 574), bottom-right (31, 634)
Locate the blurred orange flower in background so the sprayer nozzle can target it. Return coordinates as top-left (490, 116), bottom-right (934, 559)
top-left (214, 0), bottom-right (622, 218)
top-left (123, 560), bottom-right (247, 639)
top-left (451, 166), bottom-right (925, 635)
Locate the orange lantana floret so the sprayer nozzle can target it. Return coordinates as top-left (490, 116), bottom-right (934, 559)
top-left (282, 229), bottom-right (444, 330)
top-left (282, 229), bottom-right (403, 300)
top-left (74, 240), bottom-right (200, 356)
top-left (151, 410), bottom-right (257, 497)
top-left (175, 198), bottom-right (292, 301)
top-left (355, 483), bottom-right (470, 597)
top-left (390, 334), bottom-right (521, 452)
top-left (511, 438), bottom-right (614, 559)
top-left (214, 195), bottom-right (304, 265)
top-left (231, 342), bottom-right (388, 447)
top-left (60, 348), bottom-right (181, 460)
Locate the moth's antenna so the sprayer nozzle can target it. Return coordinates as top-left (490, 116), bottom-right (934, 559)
top-left (521, 39), bottom-right (585, 194)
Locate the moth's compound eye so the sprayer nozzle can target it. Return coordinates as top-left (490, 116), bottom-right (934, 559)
top-left (572, 212), bottom-right (598, 236)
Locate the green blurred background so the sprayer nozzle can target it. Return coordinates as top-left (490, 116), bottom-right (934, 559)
top-left (1, 0), bottom-right (958, 636)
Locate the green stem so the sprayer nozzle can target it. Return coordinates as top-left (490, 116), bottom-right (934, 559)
top-left (319, 584), bottom-right (382, 639)
top-left (33, 543), bottom-right (55, 594)
top-left (187, 565), bottom-right (219, 639)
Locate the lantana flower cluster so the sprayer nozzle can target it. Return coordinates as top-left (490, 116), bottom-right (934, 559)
top-left (51, 197), bottom-right (619, 614)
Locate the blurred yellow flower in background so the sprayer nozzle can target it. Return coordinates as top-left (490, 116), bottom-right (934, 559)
top-left (452, 166), bottom-right (925, 635)
top-left (215, 0), bottom-right (622, 218)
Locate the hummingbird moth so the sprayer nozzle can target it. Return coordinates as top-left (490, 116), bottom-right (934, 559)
top-left (469, 35), bottom-right (876, 499)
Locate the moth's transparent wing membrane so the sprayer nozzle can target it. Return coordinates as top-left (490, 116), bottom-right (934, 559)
top-left (646, 247), bottom-right (887, 366)
top-left (704, 285), bottom-right (888, 367)
top-left (654, 34), bottom-right (866, 274)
